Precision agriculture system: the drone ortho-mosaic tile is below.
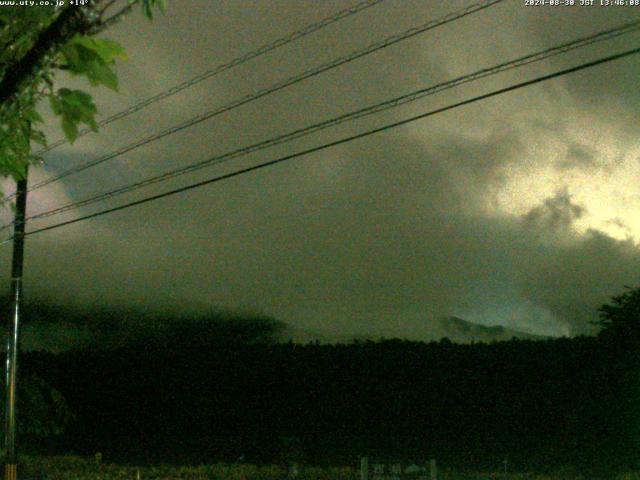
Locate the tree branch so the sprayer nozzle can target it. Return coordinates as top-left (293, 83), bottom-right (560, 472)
top-left (93, 2), bottom-right (137, 33)
top-left (0, 4), bottom-right (100, 109)
top-left (98, 0), bottom-right (119, 17)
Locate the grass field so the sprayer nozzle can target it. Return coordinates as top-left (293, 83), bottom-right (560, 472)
top-left (9, 455), bottom-right (640, 480)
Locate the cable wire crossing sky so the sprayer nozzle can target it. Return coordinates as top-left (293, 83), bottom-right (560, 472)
top-left (3, 0), bottom-right (640, 345)
top-left (7, 17), bottom-right (640, 230)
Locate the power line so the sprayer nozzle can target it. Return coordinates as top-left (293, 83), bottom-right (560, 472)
top-left (12, 19), bottom-right (640, 229)
top-left (25, 0), bottom-right (503, 194)
top-left (35, 0), bottom-right (388, 155)
top-left (11, 45), bottom-right (640, 242)
top-left (17, 0), bottom-right (504, 198)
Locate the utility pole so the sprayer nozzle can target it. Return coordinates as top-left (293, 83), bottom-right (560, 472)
top-left (4, 167), bottom-right (28, 480)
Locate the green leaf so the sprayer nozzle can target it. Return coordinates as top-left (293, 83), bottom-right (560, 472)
top-left (60, 43), bottom-right (80, 68)
top-left (29, 129), bottom-right (46, 146)
top-left (59, 90), bottom-right (97, 124)
top-left (49, 94), bottom-right (62, 115)
top-left (61, 116), bottom-right (78, 143)
top-left (65, 44), bottom-right (101, 75)
top-left (86, 115), bottom-right (98, 132)
top-left (90, 61), bottom-right (118, 91)
top-left (25, 108), bottom-right (43, 124)
top-left (141, 0), bottom-right (167, 19)
top-left (142, 0), bottom-right (153, 19)
top-left (60, 41), bottom-right (122, 90)
top-left (51, 88), bottom-right (98, 143)
top-left (70, 36), bottom-right (126, 63)
top-left (6, 155), bottom-right (28, 180)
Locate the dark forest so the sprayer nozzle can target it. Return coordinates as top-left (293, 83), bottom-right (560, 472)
top-left (10, 289), bottom-right (640, 477)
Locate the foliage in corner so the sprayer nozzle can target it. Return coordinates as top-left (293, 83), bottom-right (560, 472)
top-left (139, 0), bottom-right (167, 19)
top-left (0, 373), bottom-right (76, 440)
top-left (595, 285), bottom-right (640, 344)
top-left (0, 0), bottom-right (166, 183)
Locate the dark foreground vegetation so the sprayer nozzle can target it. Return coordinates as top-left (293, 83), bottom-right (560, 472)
top-left (6, 287), bottom-right (640, 478)
top-left (19, 335), bottom-right (635, 475)
top-left (9, 454), bottom-right (640, 480)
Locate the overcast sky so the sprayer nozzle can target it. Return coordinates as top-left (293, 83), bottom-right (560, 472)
top-left (2, 0), bottom-right (640, 343)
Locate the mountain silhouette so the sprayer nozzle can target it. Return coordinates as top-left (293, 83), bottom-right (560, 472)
top-left (283, 316), bottom-right (550, 344)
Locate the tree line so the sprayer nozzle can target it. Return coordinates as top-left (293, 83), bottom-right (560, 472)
top-left (7, 286), bottom-right (640, 477)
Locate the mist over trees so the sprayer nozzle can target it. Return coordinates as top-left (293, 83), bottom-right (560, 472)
top-left (10, 301), bottom-right (286, 352)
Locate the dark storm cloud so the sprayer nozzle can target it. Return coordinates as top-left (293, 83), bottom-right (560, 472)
top-left (515, 190), bottom-right (640, 334)
top-left (3, 1), bottom-right (640, 345)
top-left (517, 229), bottom-right (640, 335)
top-left (523, 188), bottom-right (585, 230)
top-left (8, 125), bottom-right (637, 340)
top-left (556, 143), bottom-right (599, 171)
top-left (522, 4), bottom-right (640, 142)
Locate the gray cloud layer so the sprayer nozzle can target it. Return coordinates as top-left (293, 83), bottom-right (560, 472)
top-left (3, 0), bottom-right (640, 344)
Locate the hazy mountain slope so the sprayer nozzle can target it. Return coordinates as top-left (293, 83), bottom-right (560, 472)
top-left (283, 316), bottom-right (551, 344)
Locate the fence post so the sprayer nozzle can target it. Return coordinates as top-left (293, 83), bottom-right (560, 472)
top-left (429, 459), bottom-right (436, 480)
top-left (361, 457), bottom-right (368, 480)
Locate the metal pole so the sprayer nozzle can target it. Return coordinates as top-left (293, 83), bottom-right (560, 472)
top-left (4, 168), bottom-right (28, 480)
